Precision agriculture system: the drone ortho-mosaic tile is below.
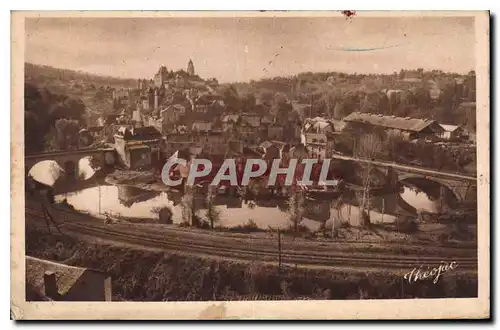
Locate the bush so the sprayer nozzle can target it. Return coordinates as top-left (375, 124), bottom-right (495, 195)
top-left (229, 219), bottom-right (263, 233)
top-left (395, 217), bottom-right (419, 233)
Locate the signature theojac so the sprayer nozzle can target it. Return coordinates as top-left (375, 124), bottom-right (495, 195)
top-left (404, 261), bottom-right (458, 284)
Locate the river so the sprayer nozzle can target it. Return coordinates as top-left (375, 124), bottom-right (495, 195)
top-left (29, 160), bottom-right (444, 230)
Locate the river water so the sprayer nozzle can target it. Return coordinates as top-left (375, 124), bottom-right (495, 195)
top-left (30, 160), bottom-right (442, 230)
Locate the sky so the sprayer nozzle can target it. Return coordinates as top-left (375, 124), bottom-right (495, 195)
top-left (25, 16), bottom-right (476, 83)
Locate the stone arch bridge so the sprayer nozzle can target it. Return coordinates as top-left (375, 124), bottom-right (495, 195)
top-left (331, 154), bottom-right (477, 214)
top-left (25, 148), bottom-right (117, 179)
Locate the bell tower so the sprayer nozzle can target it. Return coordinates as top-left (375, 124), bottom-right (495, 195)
top-left (187, 59), bottom-right (195, 76)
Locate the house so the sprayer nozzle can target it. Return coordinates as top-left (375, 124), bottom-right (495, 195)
top-left (160, 104), bottom-right (186, 127)
top-left (260, 115), bottom-right (275, 125)
top-left (303, 117), bottom-right (336, 134)
top-left (165, 131), bottom-right (194, 155)
top-left (192, 121), bottom-right (212, 133)
top-left (221, 114), bottom-right (240, 132)
top-left (114, 126), bottom-right (165, 170)
top-left (239, 113), bottom-right (261, 127)
top-left (439, 124), bottom-right (466, 141)
top-left (343, 112), bottom-right (444, 140)
top-left (302, 118), bottom-right (337, 158)
top-left (237, 113), bottom-right (262, 145)
top-left (267, 122), bottom-right (284, 140)
top-left (26, 256), bottom-right (112, 301)
top-left (260, 140), bottom-right (286, 162)
top-left (193, 131), bottom-right (227, 155)
top-left (86, 126), bottom-right (106, 141)
top-left (303, 132), bottom-right (337, 159)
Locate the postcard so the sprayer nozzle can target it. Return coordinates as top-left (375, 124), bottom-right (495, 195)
top-left (11, 10), bottom-right (490, 320)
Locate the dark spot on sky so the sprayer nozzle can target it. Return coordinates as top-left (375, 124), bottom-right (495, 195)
top-left (341, 10), bottom-right (356, 19)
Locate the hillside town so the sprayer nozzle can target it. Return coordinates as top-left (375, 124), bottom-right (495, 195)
top-left (72, 60), bottom-right (476, 174)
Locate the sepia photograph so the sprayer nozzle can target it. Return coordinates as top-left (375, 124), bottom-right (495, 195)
top-left (10, 10), bottom-right (490, 320)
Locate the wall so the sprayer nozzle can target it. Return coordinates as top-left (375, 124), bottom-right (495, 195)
top-left (114, 137), bottom-right (129, 168)
top-left (65, 271), bottom-right (112, 301)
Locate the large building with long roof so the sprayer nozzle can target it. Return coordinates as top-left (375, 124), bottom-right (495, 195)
top-left (343, 112), bottom-right (444, 140)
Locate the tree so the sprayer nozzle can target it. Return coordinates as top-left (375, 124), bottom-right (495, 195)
top-left (205, 186), bottom-right (221, 230)
top-left (54, 118), bottom-right (80, 150)
top-left (287, 187), bottom-right (305, 234)
top-left (258, 89), bottom-right (274, 107)
top-left (330, 195), bottom-right (345, 237)
top-left (180, 187), bottom-right (196, 226)
top-left (354, 133), bottom-right (384, 227)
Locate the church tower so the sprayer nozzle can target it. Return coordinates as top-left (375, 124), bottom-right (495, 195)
top-left (187, 59), bottom-right (195, 76)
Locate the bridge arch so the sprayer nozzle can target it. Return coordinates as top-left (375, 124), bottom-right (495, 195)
top-left (396, 176), bottom-right (460, 214)
top-left (77, 155), bottom-right (104, 180)
top-left (25, 148), bottom-right (116, 180)
top-left (27, 160), bottom-right (64, 186)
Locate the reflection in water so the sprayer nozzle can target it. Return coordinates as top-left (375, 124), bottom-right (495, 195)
top-left (29, 161), bottom-right (62, 186)
top-left (55, 184), bottom-right (406, 230)
top-left (78, 157), bottom-right (97, 180)
top-left (400, 185), bottom-right (439, 213)
top-left (28, 159), bottom-right (98, 186)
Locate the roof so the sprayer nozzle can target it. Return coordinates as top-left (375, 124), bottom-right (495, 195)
top-left (439, 124), bottom-right (461, 132)
top-left (305, 133), bottom-right (328, 145)
top-left (128, 144), bottom-right (151, 150)
top-left (26, 256), bottom-right (89, 297)
top-left (192, 121), bottom-right (212, 132)
top-left (221, 114), bottom-right (239, 123)
top-left (289, 144), bottom-right (309, 158)
top-left (86, 126), bottom-right (104, 133)
top-left (303, 118), bottom-right (335, 133)
top-left (240, 114), bottom-right (261, 127)
top-left (343, 112), bottom-right (439, 133)
top-left (459, 102), bottom-right (476, 109)
top-left (164, 104), bottom-right (186, 112)
top-left (117, 126), bottom-right (163, 141)
top-left (261, 115), bottom-right (275, 124)
top-left (260, 140), bottom-right (286, 150)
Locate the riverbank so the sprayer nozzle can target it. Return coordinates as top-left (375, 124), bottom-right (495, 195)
top-left (25, 226), bottom-right (478, 301)
top-left (105, 169), bottom-right (170, 192)
top-left (48, 197), bottom-right (477, 249)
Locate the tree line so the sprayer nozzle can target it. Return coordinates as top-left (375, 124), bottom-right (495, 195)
top-left (25, 83), bottom-right (87, 154)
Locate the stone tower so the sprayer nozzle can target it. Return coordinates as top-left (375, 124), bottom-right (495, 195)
top-left (187, 59), bottom-right (195, 76)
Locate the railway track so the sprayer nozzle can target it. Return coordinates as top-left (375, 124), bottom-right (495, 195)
top-left (25, 208), bottom-right (478, 270)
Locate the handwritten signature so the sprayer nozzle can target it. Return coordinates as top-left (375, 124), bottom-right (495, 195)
top-left (404, 261), bottom-right (458, 284)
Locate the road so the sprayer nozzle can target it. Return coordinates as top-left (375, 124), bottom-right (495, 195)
top-left (25, 204), bottom-right (478, 271)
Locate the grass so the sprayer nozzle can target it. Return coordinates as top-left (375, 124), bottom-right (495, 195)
top-left (25, 227), bottom-right (478, 301)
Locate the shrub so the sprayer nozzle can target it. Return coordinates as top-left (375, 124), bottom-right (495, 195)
top-left (395, 217), bottom-right (419, 233)
top-left (229, 219), bottom-right (263, 233)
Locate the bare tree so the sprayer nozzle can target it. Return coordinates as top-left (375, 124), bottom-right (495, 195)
top-left (330, 194), bottom-right (345, 237)
top-left (205, 185), bottom-right (221, 230)
top-left (354, 133), bottom-right (384, 227)
top-left (287, 187), bottom-right (305, 234)
top-left (180, 186), bottom-right (196, 226)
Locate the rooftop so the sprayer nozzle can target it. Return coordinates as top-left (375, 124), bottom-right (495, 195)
top-left (439, 124), bottom-right (461, 132)
top-left (343, 112), bottom-right (438, 132)
top-left (26, 256), bottom-right (105, 299)
top-left (116, 126), bottom-right (163, 141)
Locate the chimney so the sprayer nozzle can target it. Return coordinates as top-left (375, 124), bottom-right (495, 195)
top-left (44, 271), bottom-right (59, 300)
